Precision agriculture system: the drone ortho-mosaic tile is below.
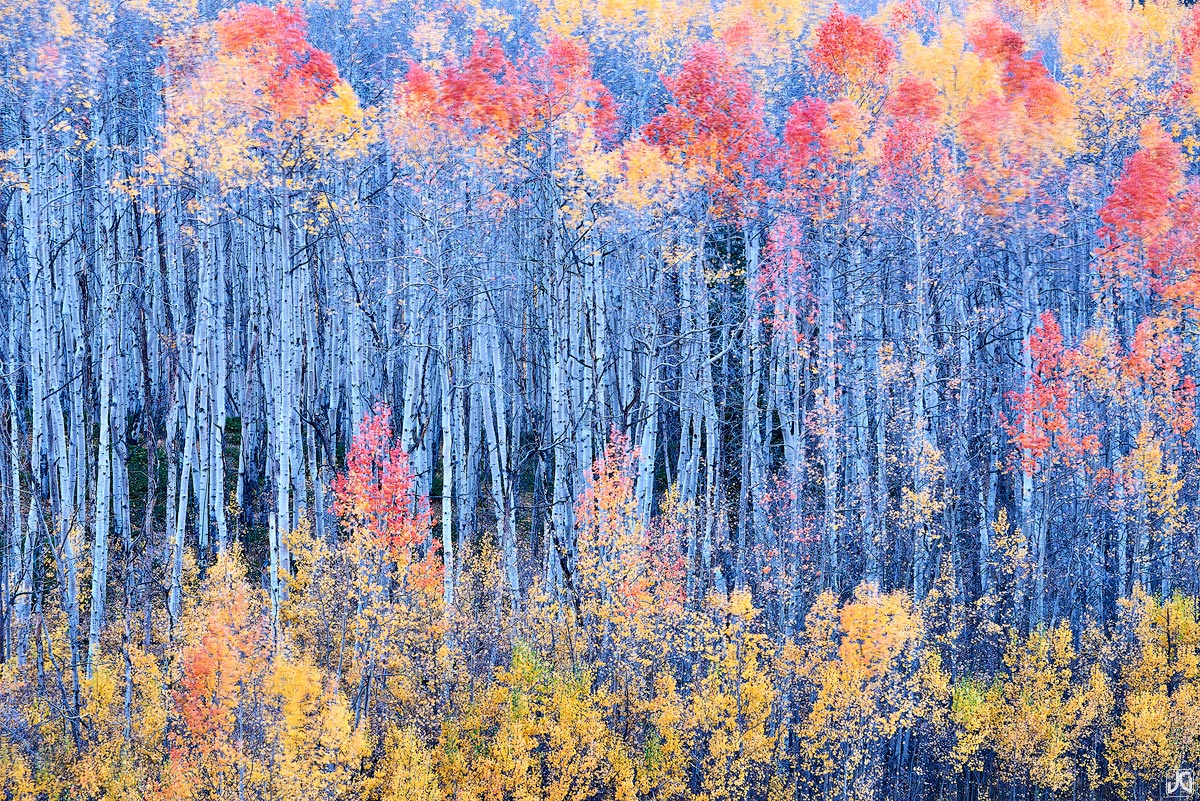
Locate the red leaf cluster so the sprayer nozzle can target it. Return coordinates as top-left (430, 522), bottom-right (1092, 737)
top-left (214, 3), bottom-right (339, 123)
top-left (810, 5), bottom-right (895, 95)
top-left (396, 32), bottom-right (618, 154)
top-left (783, 97), bottom-right (829, 178)
top-left (1005, 312), bottom-right (1101, 474)
top-left (1097, 120), bottom-right (1200, 312)
top-left (967, 16), bottom-right (1025, 62)
top-left (1099, 120), bottom-right (1183, 254)
top-left (331, 405), bottom-right (440, 594)
top-left (882, 76), bottom-right (941, 189)
top-left (439, 30), bottom-right (528, 136)
top-left (644, 43), bottom-right (773, 218)
top-left (528, 36), bottom-right (620, 142)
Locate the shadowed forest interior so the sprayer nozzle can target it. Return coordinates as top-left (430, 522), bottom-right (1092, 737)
top-left (3, 0), bottom-right (1200, 797)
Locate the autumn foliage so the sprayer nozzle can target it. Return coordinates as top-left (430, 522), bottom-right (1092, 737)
top-left (7, 0), bottom-right (1200, 800)
top-left (213, 4), bottom-right (339, 123)
top-left (331, 405), bottom-right (439, 595)
top-left (644, 43), bottom-right (772, 217)
top-left (811, 5), bottom-right (895, 98)
top-left (1005, 312), bottom-right (1102, 474)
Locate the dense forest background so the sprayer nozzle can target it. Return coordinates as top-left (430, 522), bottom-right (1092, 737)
top-left (3, 0), bottom-right (1200, 797)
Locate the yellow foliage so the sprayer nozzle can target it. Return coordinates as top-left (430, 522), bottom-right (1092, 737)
top-left (900, 22), bottom-right (1001, 131)
top-left (793, 585), bottom-right (946, 801)
top-left (1120, 427), bottom-right (1184, 542)
top-left (284, 510), bottom-right (445, 733)
top-left (636, 671), bottom-right (692, 799)
top-left (692, 590), bottom-right (777, 801)
top-left (265, 658), bottom-right (366, 800)
top-left (952, 624), bottom-right (1110, 793)
top-left (155, 19), bottom-right (376, 193)
top-left (1108, 590), bottom-right (1200, 794)
top-left (1059, 0), bottom-right (1189, 155)
top-left (440, 645), bottom-right (635, 801)
top-left (378, 727), bottom-right (442, 801)
top-left (0, 738), bottom-right (39, 801)
top-left (535, 0), bottom-right (707, 62)
top-left (49, 1), bottom-right (77, 38)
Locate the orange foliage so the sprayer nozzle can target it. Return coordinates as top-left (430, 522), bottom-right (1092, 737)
top-left (810, 4), bottom-right (895, 99)
top-left (1097, 119), bottom-right (1200, 314)
top-left (643, 43), bottom-right (773, 218)
top-left (575, 430), bottom-right (684, 619)
top-left (1006, 310), bottom-right (1196, 476)
top-left (958, 16), bottom-right (1075, 214)
top-left (1125, 316), bottom-right (1196, 436)
top-left (161, 553), bottom-right (269, 799)
top-left (1005, 312), bottom-right (1101, 475)
top-left (213, 3), bottom-right (338, 123)
top-left (331, 405), bottom-right (440, 597)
